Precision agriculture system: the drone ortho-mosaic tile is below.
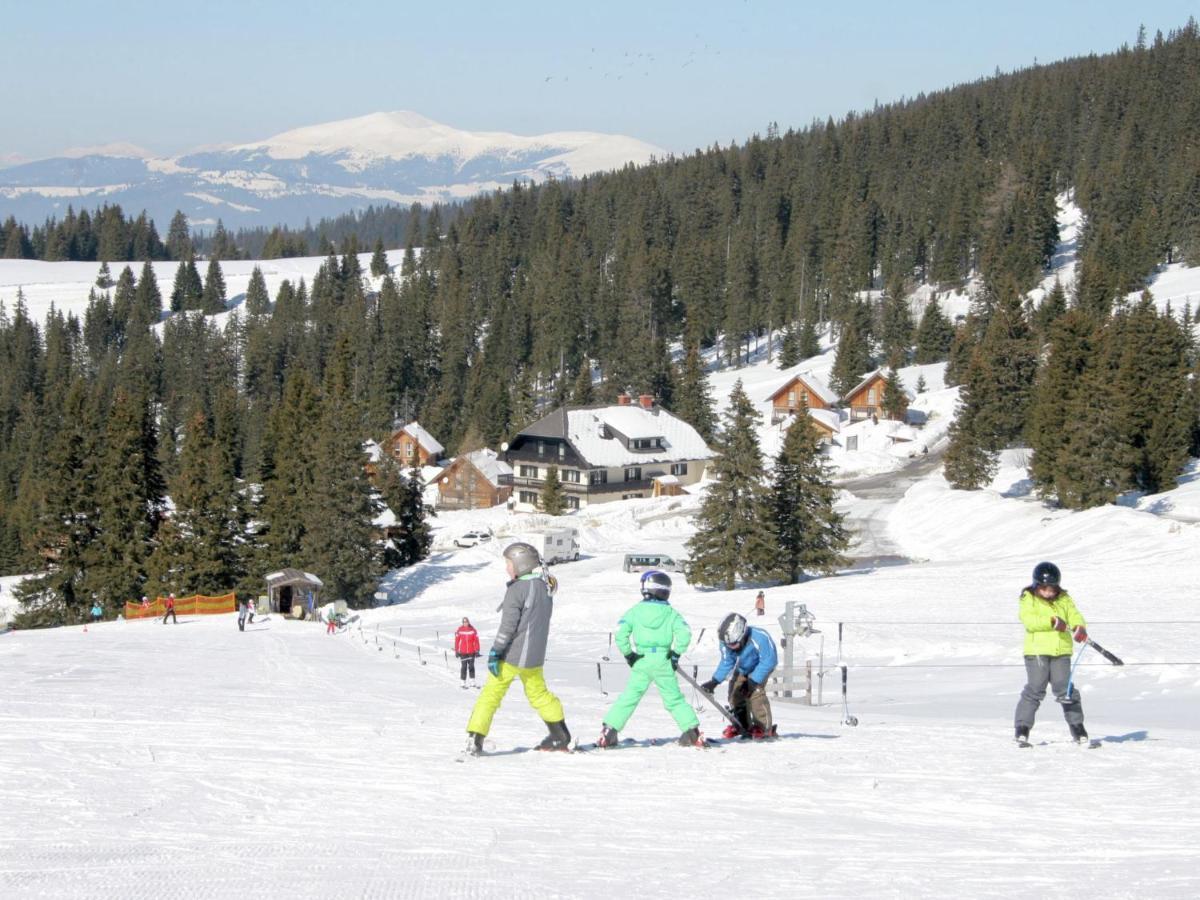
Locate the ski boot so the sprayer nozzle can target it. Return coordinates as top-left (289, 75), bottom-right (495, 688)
top-left (1015, 725), bottom-right (1031, 748)
top-left (536, 720), bottom-right (572, 752)
top-left (465, 732), bottom-right (485, 756)
top-left (1069, 723), bottom-right (1089, 744)
top-left (597, 725), bottom-right (620, 748)
top-left (678, 727), bottom-right (705, 748)
top-left (721, 724), bottom-right (743, 739)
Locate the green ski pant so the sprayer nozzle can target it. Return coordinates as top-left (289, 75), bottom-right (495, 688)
top-left (466, 661), bottom-right (564, 737)
top-left (603, 654), bottom-right (699, 732)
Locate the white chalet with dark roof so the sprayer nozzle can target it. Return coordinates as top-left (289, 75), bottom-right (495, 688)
top-left (504, 394), bottom-right (714, 510)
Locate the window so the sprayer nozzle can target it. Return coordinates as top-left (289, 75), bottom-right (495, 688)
top-left (625, 467), bottom-right (642, 482)
top-left (519, 491), bottom-right (539, 505)
top-left (589, 470), bottom-right (608, 485)
top-left (631, 437), bottom-right (662, 450)
top-left (565, 496), bottom-right (580, 510)
top-left (519, 465), bottom-right (539, 479)
top-left (622, 492), bottom-right (645, 500)
top-left (867, 388), bottom-right (877, 405)
top-left (787, 389), bottom-right (796, 405)
top-left (558, 443), bottom-right (565, 460)
top-left (563, 469), bottom-right (581, 483)
top-left (846, 435), bottom-right (859, 451)
top-left (538, 441), bottom-right (546, 457)
top-left (670, 462), bottom-right (688, 476)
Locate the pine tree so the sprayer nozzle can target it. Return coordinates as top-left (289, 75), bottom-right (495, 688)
top-left (685, 381), bottom-right (775, 589)
top-left (881, 370), bottom-right (909, 421)
top-left (768, 407), bottom-right (849, 583)
top-left (131, 260), bottom-right (162, 329)
top-left (1027, 310), bottom-right (1095, 498)
top-left (370, 238), bottom-right (389, 278)
top-left (201, 257), bottom-right (227, 314)
top-left (943, 389), bottom-right (998, 490)
top-left (672, 344), bottom-right (716, 442)
top-left (166, 211), bottom-right (193, 260)
top-left (244, 266), bottom-right (270, 316)
top-left (777, 324), bottom-right (800, 369)
top-left (386, 464), bottom-right (433, 567)
top-left (95, 261), bottom-right (114, 290)
top-left (829, 310), bottom-right (873, 397)
top-left (914, 296), bottom-right (955, 364)
top-left (541, 465), bottom-right (566, 515)
top-left (570, 362), bottom-right (595, 405)
top-left (170, 256), bottom-right (203, 312)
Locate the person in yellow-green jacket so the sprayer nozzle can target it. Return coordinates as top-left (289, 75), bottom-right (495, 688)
top-left (465, 542), bottom-right (569, 756)
top-left (1014, 561), bottom-right (1089, 746)
top-left (596, 571), bottom-right (704, 749)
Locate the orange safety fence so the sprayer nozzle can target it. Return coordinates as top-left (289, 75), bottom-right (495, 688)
top-left (124, 592), bottom-right (237, 619)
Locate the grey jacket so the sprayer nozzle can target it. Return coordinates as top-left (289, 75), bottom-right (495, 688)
top-left (492, 573), bottom-right (553, 669)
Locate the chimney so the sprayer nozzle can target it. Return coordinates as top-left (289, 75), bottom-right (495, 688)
top-left (617, 393), bottom-right (631, 406)
top-left (638, 394), bottom-right (654, 410)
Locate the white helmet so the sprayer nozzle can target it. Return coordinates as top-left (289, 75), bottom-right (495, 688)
top-left (719, 612), bottom-right (748, 647)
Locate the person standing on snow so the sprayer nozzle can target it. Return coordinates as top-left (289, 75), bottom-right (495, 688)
top-left (248, 597), bottom-right (256, 624)
top-left (1014, 561), bottom-right (1089, 745)
top-left (162, 593), bottom-right (177, 624)
top-left (700, 612), bottom-right (778, 739)
top-left (464, 542), bottom-right (570, 755)
top-left (597, 571), bottom-right (704, 748)
top-left (90, 600), bottom-right (103, 623)
top-left (754, 591), bottom-right (765, 617)
top-left (455, 617), bottom-right (481, 688)
top-left (238, 599), bottom-right (248, 632)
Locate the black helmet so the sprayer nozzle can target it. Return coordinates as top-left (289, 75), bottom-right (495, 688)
top-left (640, 570), bottom-right (672, 601)
top-left (1032, 562), bottom-right (1061, 587)
top-left (719, 612), bottom-right (748, 648)
top-left (503, 542), bottom-right (541, 577)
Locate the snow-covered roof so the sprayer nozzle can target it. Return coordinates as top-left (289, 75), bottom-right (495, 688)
top-left (808, 408), bottom-right (841, 433)
top-left (844, 367), bottom-right (890, 400)
top-left (563, 405), bottom-right (713, 468)
top-left (264, 569), bottom-right (323, 587)
top-left (402, 421), bottom-right (444, 456)
top-left (455, 449), bottom-right (513, 488)
top-left (767, 370), bottom-right (840, 407)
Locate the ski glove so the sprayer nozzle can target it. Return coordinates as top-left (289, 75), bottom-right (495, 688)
top-left (699, 679), bottom-right (718, 694)
top-left (668, 651), bottom-right (680, 671)
top-left (1050, 616), bottom-right (1068, 632)
top-left (624, 652), bottom-right (643, 668)
top-left (1073, 625), bottom-right (1088, 643)
top-left (487, 649), bottom-right (502, 677)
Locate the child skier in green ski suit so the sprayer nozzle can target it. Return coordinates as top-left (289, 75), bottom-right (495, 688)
top-left (596, 570), bottom-right (704, 748)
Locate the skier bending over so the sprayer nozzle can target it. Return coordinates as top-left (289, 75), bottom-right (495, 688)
top-left (465, 542), bottom-right (570, 755)
top-left (700, 612), bottom-right (778, 739)
top-left (597, 571), bottom-right (704, 749)
top-left (455, 617), bottom-right (481, 688)
top-left (1014, 561), bottom-right (1089, 745)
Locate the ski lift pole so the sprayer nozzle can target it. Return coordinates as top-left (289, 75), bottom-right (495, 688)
top-left (840, 665), bottom-right (858, 726)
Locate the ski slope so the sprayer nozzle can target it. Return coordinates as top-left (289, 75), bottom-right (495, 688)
top-left (3, 469), bottom-right (1200, 899)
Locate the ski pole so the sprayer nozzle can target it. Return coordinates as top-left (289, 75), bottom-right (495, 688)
top-left (596, 662), bottom-right (608, 696)
top-left (840, 665), bottom-right (858, 726)
top-left (602, 632), bottom-right (611, 661)
top-left (1086, 637), bottom-right (1125, 666)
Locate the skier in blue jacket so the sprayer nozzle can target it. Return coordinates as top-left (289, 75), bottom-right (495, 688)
top-left (700, 612), bottom-right (778, 739)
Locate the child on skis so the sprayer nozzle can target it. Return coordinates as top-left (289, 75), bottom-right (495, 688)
top-left (454, 617), bottom-right (481, 688)
top-left (596, 571), bottom-right (703, 749)
top-left (700, 612), bottom-right (778, 739)
top-left (1014, 561), bottom-right (1089, 745)
top-left (465, 542), bottom-right (570, 755)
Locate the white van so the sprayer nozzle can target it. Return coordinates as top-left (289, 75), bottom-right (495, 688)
top-left (622, 553), bottom-right (685, 573)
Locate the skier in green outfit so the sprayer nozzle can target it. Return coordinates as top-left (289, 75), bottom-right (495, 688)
top-left (595, 570), bottom-right (705, 748)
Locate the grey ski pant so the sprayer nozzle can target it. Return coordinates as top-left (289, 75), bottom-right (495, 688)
top-left (1015, 654), bottom-right (1084, 730)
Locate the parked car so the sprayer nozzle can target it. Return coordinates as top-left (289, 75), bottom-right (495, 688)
top-left (454, 530), bottom-right (493, 548)
top-left (622, 553), bottom-right (686, 573)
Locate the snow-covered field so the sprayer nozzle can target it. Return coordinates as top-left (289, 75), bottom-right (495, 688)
top-left (3, 465), bottom-right (1200, 898)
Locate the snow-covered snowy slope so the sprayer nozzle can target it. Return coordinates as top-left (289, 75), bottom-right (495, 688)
top-left (0, 111), bottom-right (665, 230)
top-left (3, 477), bottom-right (1199, 898)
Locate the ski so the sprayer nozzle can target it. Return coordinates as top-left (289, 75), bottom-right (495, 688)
top-left (676, 666), bottom-right (749, 737)
top-left (1086, 638), bottom-right (1124, 666)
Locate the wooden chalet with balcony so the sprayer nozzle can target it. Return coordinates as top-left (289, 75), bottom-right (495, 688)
top-left (380, 421), bottom-right (444, 469)
top-left (434, 449), bottom-right (514, 510)
top-left (767, 372), bottom-right (839, 424)
top-left (842, 369), bottom-right (892, 422)
top-left (503, 393), bottom-right (714, 511)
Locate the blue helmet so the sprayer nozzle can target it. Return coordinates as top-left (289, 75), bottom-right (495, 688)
top-left (640, 570), bottom-right (672, 601)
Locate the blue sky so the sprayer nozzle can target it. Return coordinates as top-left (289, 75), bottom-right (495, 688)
top-left (1, 0), bottom-right (1197, 162)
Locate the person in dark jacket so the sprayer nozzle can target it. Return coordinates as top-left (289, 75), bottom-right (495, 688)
top-left (237, 599), bottom-right (248, 632)
top-left (465, 543), bottom-right (570, 755)
top-left (454, 617), bottom-right (481, 688)
top-left (700, 612), bottom-right (778, 739)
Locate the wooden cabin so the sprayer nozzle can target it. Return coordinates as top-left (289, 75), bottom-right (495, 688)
top-left (435, 449), bottom-right (514, 510)
top-left (842, 369), bottom-right (891, 422)
top-left (767, 373), bottom-right (839, 424)
top-left (380, 421), bottom-right (444, 469)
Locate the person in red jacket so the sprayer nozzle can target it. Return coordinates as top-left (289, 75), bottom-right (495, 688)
top-left (454, 617), bottom-right (481, 688)
top-left (162, 593), bottom-right (177, 624)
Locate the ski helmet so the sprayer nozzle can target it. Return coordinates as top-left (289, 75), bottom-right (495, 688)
top-left (503, 542), bottom-right (541, 577)
top-left (1032, 561), bottom-right (1061, 587)
top-left (640, 570), bottom-right (672, 601)
top-left (719, 612), bottom-right (748, 648)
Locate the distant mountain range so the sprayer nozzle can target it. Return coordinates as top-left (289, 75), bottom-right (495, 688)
top-left (0, 111), bottom-right (666, 230)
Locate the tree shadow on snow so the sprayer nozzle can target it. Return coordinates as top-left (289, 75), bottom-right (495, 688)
top-left (375, 556), bottom-right (492, 605)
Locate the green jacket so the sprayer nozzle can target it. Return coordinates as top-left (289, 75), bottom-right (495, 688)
top-left (1019, 589), bottom-right (1086, 657)
top-left (615, 598), bottom-right (692, 659)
